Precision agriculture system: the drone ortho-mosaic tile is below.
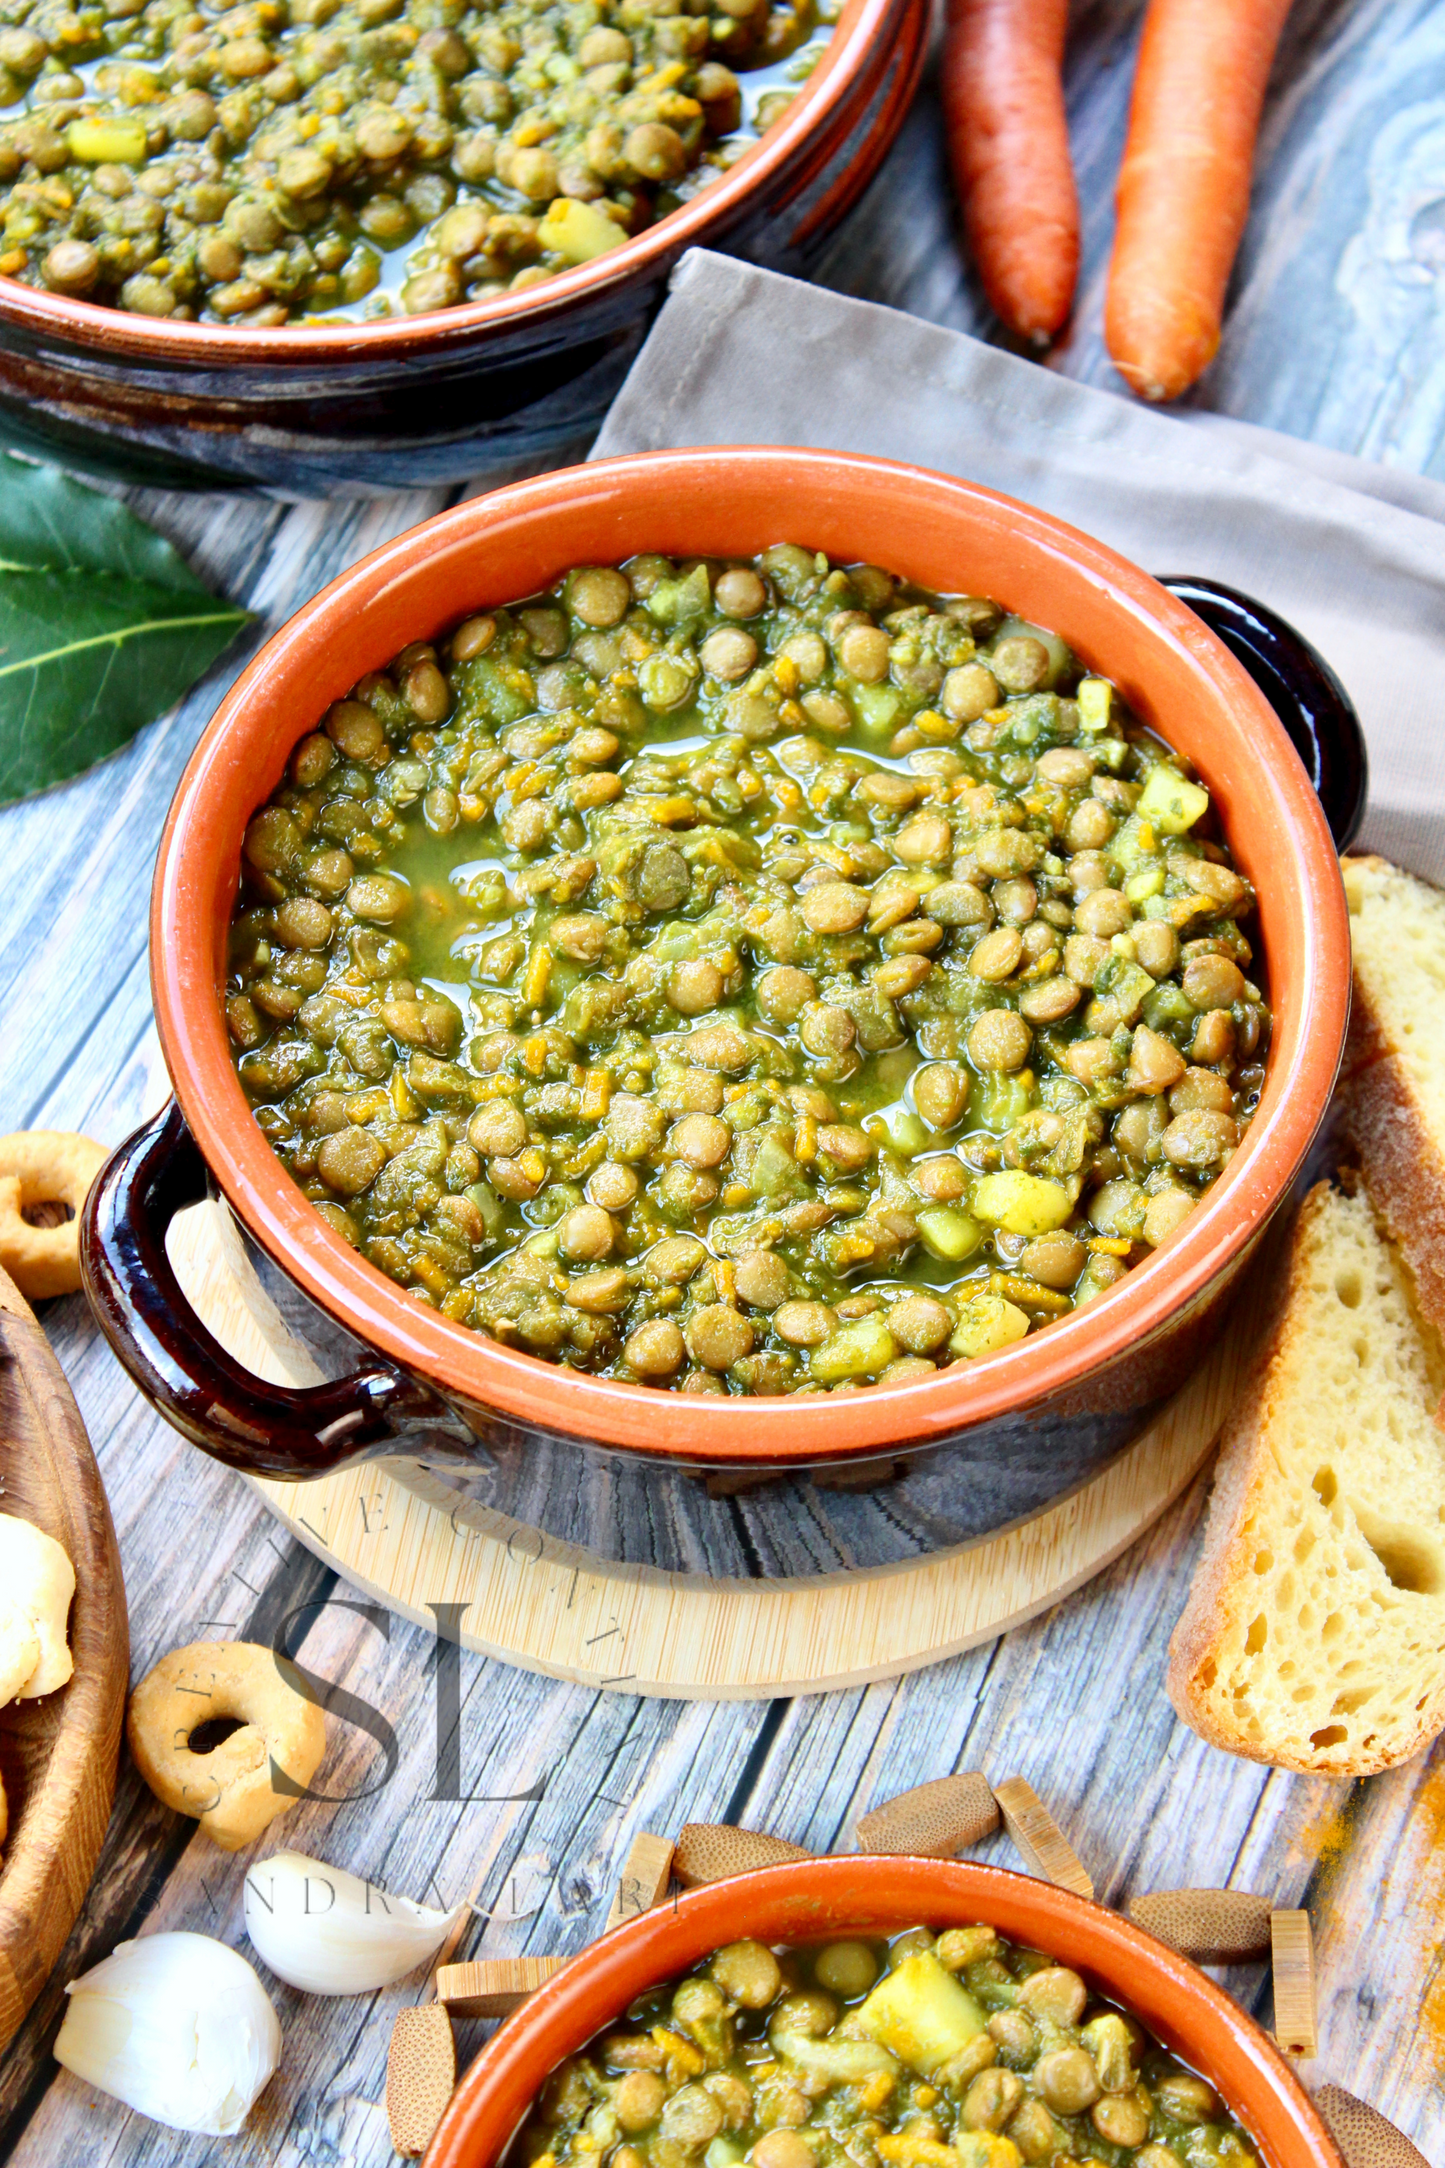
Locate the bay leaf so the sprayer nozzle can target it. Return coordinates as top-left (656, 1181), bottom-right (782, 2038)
top-left (0, 452), bottom-right (252, 806)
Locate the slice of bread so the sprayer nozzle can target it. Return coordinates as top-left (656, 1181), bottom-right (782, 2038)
top-left (1168, 1181), bottom-right (1445, 1774)
top-left (1340, 854), bottom-right (1445, 1336)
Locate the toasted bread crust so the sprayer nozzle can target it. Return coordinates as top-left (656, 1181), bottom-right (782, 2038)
top-left (1341, 1054), bottom-right (1445, 1342)
top-left (1339, 853), bottom-right (1445, 1336)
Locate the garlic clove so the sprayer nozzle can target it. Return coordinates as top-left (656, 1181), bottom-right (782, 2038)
top-left (245, 1849), bottom-right (462, 1996)
top-left (0, 1514), bottom-right (74, 1698)
top-left (0, 1598), bottom-right (41, 1706)
top-left (55, 1931), bottom-right (280, 2136)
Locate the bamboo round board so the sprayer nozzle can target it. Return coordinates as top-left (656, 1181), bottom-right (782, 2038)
top-left (0, 1264), bottom-right (127, 2051)
top-left (169, 1202), bottom-right (1247, 1701)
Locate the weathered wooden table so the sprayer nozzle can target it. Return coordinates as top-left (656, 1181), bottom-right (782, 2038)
top-left (3, 0), bottom-right (1444, 2156)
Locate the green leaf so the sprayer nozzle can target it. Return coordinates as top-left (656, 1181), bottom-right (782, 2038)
top-left (0, 453), bottom-right (252, 804)
top-left (0, 452), bottom-right (213, 590)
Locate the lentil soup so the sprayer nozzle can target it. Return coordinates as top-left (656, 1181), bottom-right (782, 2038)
top-left (225, 544), bottom-right (1269, 1399)
top-left (515, 1924), bottom-right (1260, 2168)
top-left (0, 0), bottom-right (829, 321)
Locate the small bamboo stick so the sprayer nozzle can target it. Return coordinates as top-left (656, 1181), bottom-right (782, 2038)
top-left (386, 2004), bottom-right (456, 2159)
top-left (856, 1773), bottom-right (1000, 1857)
top-left (435, 1955), bottom-right (568, 2017)
top-left (992, 1778), bottom-right (1094, 1899)
top-left (673, 1824), bottom-right (814, 1885)
top-left (606, 1831), bottom-right (676, 1930)
top-left (1314, 2083), bottom-right (1429, 2168)
top-left (1127, 1888), bottom-right (1273, 1965)
top-left (1271, 1909), bottom-right (1318, 2058)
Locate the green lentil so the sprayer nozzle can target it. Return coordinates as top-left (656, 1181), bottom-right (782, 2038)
top-left (516, 1924), bottom-right (1260, 2168)
top-left (225, 546), bottom-right (1270, 1394)
top-left (0, 0), bottom-right (832, 320)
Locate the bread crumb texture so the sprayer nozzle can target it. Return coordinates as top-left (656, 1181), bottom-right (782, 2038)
top-left (1340, 854), bottom-right (1445, 1333)
top-left (1169, 1183), bottom-right (1445, 1774)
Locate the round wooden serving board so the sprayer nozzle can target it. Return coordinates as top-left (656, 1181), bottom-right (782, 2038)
top-left (0, 1265), bottom-right (127, 2051)
top-left (170, 1202), bottom-right (1247, 1701)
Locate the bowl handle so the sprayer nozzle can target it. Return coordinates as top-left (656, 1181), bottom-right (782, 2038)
top-left (1157, 576), bottom-right (1367, 852)
top-left (80, 1100), bottom-right (457, 1480)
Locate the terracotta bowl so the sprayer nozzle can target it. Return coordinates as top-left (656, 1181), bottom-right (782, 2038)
top-left (0, 0), bottom-right (924, 495)
top-left (80, 448), bottom-right (1353, 1578)
top-left (422, 1858), bottom-right (1343, 2168)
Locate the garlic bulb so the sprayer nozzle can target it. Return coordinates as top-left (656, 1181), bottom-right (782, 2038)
top-left (0, 1513), bottom-right (74, 1698)
top-left (244, 1849), bottom-right (461, 1995)
top-left (55, 1932), bottom-right (280, 2137)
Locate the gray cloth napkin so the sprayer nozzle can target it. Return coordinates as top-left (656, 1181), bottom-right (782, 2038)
top-left (592, 250), bottom-right (1445, 881)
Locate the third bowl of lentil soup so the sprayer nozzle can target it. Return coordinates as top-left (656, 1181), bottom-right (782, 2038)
top-left (83, 449), bottom-right (1351, 1577)
top-left (0, 0), bottom-right (923, 489)
top-left (423, 1859), bottom-right (1342, 2168)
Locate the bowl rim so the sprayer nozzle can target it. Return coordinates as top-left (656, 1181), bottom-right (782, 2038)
top-left (421, 1857), bottom-right (1344, 2168)
top-left (151, 445), bottom-right (1350, 1464)
top-left (0, 0), bottom-right (888, 364)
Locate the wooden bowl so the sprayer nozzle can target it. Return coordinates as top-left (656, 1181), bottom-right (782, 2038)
top-left (0, 1264), bottom-right (127, 2049)
top-left (425, 1858), bottom-right (1344, 2168)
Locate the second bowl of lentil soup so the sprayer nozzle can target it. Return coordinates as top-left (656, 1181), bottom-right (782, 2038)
top-left (422, 1859), bottom-right (1342, 2168)
top-left (83, 449), bottom-right (1351, 1575)
top-left (0, 0), bottom-right (923, 489)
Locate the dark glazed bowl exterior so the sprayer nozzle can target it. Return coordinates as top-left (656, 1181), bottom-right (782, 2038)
top-left (0, 0), bottom-right (924, 494)
top-left (422, 1859), bottom-right (1343, 2168)
top-left (82, 449), bottom-right (1352, 1577)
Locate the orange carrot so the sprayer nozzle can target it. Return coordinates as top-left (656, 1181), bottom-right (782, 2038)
top-left (1106, 0), bottom-right (1295, 402)
top-left (942, 0), bottom-right (1079, 345)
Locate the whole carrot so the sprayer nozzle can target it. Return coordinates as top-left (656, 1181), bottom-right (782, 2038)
top-left (1106, 0), bottom-right (1295, 401)
top-left (942, 0), bottom-right (1079, 346)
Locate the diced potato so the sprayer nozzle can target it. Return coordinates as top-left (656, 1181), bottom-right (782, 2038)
top-left (853, 1951), bottom-right (987, 2075)
top-left (538, 196), bottom-right (628, 262)
top-left (1137, 764), bottom-right (1209, 835)
top-left (917, 1206), bottom-right (982, 1262)
top-left (948, 1294), bottom-right (1030, 1359)
top-left (1076, 677), bottom-right (1114, 734)
top-left (68, 118), bottom-right (148, 162)
top-left (810, 1315), bottom-right (898, 1384)
top-left (970, 1171), bottom-right (1073, 1236)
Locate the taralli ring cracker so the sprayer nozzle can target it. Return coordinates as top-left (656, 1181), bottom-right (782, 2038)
top-left (0, 1131), bottom-right (109, 1301)
top-left (127, 1640), bottom-right (326, 1853)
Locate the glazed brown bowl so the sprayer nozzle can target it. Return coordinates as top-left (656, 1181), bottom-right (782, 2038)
top-left (422, 1858), bottom-right (1342, 2168)
top-left (81, 448), bottom-right (1354, 1578)
top-left (0, 0), bottom-right (924, 495)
